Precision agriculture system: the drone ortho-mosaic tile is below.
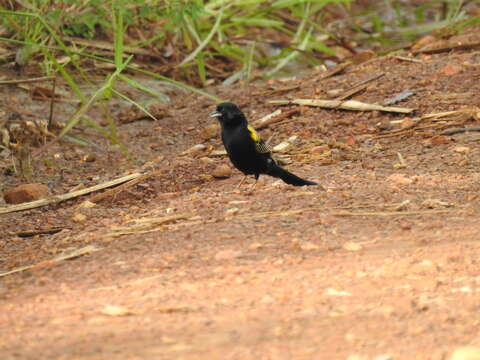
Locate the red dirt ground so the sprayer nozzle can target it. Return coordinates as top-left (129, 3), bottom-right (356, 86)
top-left (1, 29), bottom-right (480, 360)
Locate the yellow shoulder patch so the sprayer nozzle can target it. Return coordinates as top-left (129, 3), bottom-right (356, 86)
top-left (247, 125), bottom-right (271, 154)
top-left (247, 125), bottom-right (261, 143)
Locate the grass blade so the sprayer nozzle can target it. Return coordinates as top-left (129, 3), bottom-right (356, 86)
top-left (266, 27), bottom-right (313, 77)
top-left (58, 55), bottom-right (133, 139)
top-left (118, 74), bottom-right (169, 101)
top-left (113, 0), bottom-right (124, 69)
top-left (178, 8), bottom-right (223, 67)
top-left (111, 89), bottom-right (160, 121)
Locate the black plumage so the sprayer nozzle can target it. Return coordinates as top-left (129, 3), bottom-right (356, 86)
top-left (210, 102), bottom-right (317, 188)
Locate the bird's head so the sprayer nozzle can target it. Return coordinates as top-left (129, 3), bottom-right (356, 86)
top-left (209, 102), bottom-right (246, 126)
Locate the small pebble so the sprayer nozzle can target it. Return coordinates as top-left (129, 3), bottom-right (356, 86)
top-left (212, 164), bottom-right (232, 179)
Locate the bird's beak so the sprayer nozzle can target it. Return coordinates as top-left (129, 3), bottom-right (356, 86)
top-left (209, 110), bottom-right (221, 118)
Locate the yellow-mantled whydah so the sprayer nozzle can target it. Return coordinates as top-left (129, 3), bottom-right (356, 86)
top-left (210, 102), bottom-right (317, 189)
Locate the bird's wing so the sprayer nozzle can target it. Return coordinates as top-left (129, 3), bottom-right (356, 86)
top-left (247, 125), bottom-right (271, 154)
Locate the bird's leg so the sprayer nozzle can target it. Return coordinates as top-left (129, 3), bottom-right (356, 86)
top-left (248, 175), bottom-right (259, 192)
top-left (235, 175), bottom-right (248, 189)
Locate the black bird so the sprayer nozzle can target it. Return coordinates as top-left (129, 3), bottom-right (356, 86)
top-left (210, 102), bottom-right (317, 189)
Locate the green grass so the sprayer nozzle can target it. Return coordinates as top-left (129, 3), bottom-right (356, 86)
top-left (0, 0), bottom-right (479, 175)
top-left (354, 0), bottom-right (477, 45)
top-left (0, 0), bottom-right (351, 153)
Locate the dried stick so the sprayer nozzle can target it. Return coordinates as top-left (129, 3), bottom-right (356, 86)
top-left (254, 109), bottom-right (301, 130)
top-left (319, 62), bottom-right (349, 79)
top-left (11, 227), bottom-right (63, 238)
top-left (253, 85), bottom-right (300, 96)
top-left (335, 83), bottom-right (368, 101)
top-left (412, 40), bottom-right (480, 55)
top-left (373, 108), bottom-right (479, 138)
top-left (352, 73), bottom-right (386, 89)
top-left (0, 245), bottom-right (101, 277)
top-left (269, 98), bottom-right (414, 114)
top-left (107, 213), bottom-right (193, 237)
top-left (87, 171), bottom-right (159, 203)
top-left (254, 109), bottom-right (282, 127)
top-left (442, 126), bottom-right (480, 136)
top-left (371, 129), bottom-right (415, 139)
top-left (394, 56), bottom-right (423, 63)
top-left (62, 36), bottom-right (159, 58)
top-left (332, 209), bottom-right (459, 217)
top-left (0, 173), bottom-right (142, 214)
top-left (0, 76), bottom-right (55, 85)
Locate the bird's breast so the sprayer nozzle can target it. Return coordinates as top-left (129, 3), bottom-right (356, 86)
top-left (221, 126), bottom-right (265, 175)
top-left (222, 127), bottom-right (254, 154)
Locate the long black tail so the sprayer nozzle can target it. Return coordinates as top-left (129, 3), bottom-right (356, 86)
top-left (268, 163), bottom-right (317, 186)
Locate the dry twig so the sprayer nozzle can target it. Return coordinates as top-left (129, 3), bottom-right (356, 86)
top-left (332, 209), bottom-right (460, 217)
top-left (443, 126), bottom-right (480, 136)
top-left (87, 171), bottom-right (162, 203)
top-left (372, 107), bottom-right (480, 139)
top-left (0, 245), bottom-right (101, 277)
top-left (269, 98), bottom-right (414, 114)
top-left (0, 173), bottom-right (142, 214)
top-left (412, 39), bottom-right (480, 55)
top-left (335, 73), bottom-right (385, 101)
top-left (394, 56), bottom-right (423, 63)
top-left (10, 227), bottom-right (63, 238)
top-left (319, 62), bottom-right (349, 79)
top-left (253, 85), bottom-right (300, 96)
top-left (254, 108), bottom-right (301, 130)
top-left (106, 213), bottom-right (193, 237)
top-left (0, 76), bottom-right (55, 85)
top-left (334, 83), bottom-right (369, 101)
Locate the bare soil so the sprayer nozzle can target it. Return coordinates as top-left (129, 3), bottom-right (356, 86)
top-left (1, 30), bottom-right (480, 360)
